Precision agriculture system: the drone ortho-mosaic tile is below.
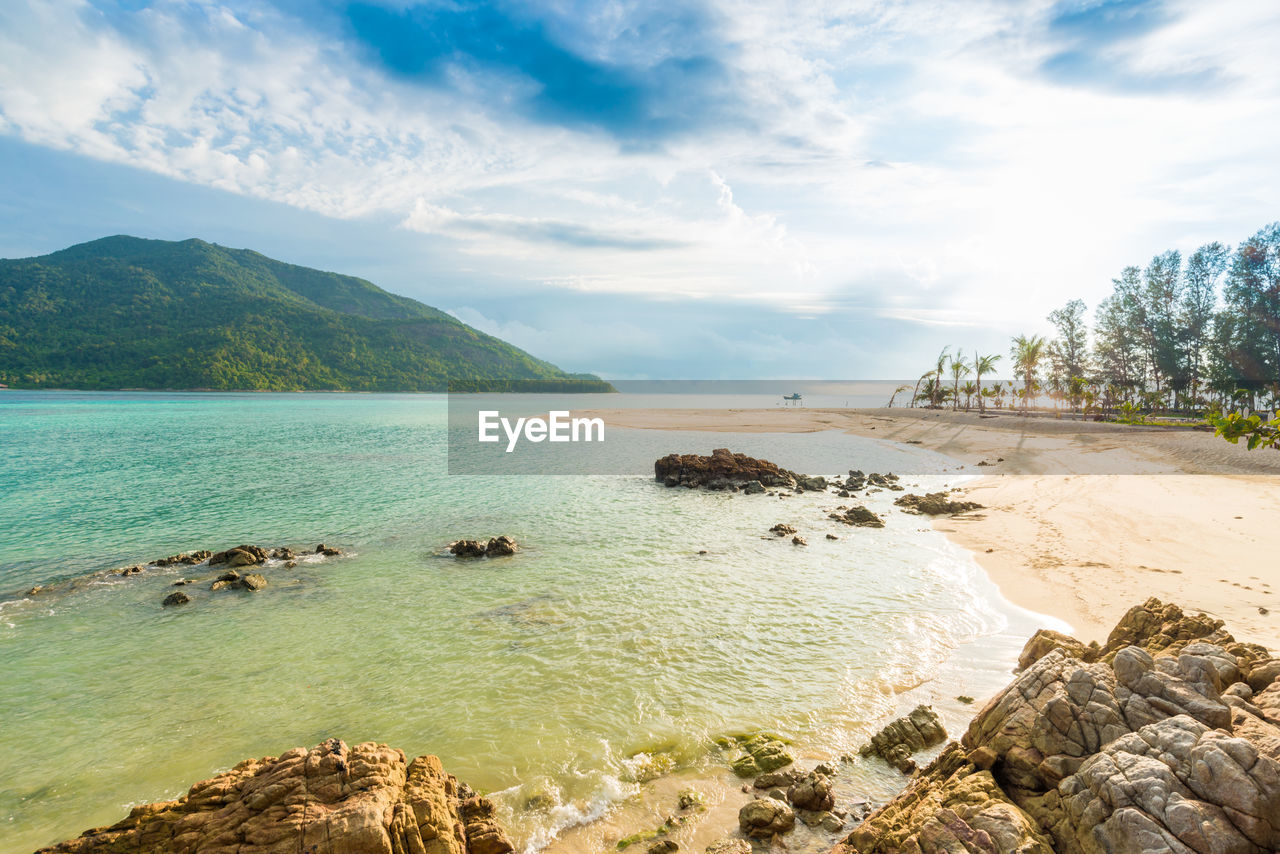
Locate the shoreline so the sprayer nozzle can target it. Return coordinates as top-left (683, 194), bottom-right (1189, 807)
top-left (587, 406), bottom-right (1280, 650)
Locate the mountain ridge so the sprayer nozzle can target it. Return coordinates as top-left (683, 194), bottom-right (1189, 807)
top-left (0, 235), bottom-right (612, 392)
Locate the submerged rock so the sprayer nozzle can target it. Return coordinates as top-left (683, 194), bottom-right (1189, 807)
top-left (893, 492), bottom-right (983, 516)
top-left (829, 506), bottom-right (885, 528)
top-left (161, 591), bottom-right (190, 607)
top-left (37, 739), bottom-right (514, 854)
top-left (239, 573), bottom-right (267, 592)
top-left (451, 540), bottom-right (488, 558)
top-left (787, 770), bottom-right (834, 811)
top-left (731, 737), bottom-right (794, 778)
top-left (450, 537), bottom-right (519, 558)
top-left (769, 523), bottom-right (797, 537)
top-left (704, 839), bottom-right (751, 854)
top-left (860, 705), bottom-right (947, 774)
top-left (210, 546), bottom-right (260, 567)
top-left (485, 535), bottom-right (518, 556)
top-left (738, 797), bottom-right (795, 838)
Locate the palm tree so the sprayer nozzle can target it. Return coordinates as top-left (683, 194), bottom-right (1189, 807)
top-left (961, 381), bottom-right (978, 411)
top-left (1010, 334), bottom-right (1046, 413)
top-left (971, 353), bottom-right (1002, 412)
top-left (949, 352), bottom-right (971, 411)
top-left (930, 347), bottom-right (951, 408)
top-left (886, 384), bottom-right (912, 408)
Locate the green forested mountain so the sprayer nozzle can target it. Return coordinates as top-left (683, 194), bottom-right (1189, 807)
top-left (0, 236), bottom-right (611, 391)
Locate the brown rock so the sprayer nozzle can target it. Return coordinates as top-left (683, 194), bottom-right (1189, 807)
top-left (37, 740), bottom-right (513, 854)
top-left (860, 705), bottom-right (947, 774)
top-left (655, 449), bottom-right (800, 490)
top-left (787, 771), bottom-right (834, 811)
top-left (893, 492), bottom-right (983, 516)
top-left (738, 797), bottom-right (795, 838)
top-left (828, 506), bottom-right (884, 528)
top-left (451, 540), bottom-right (488, 558)
top-left (485, 536), bottom-right (518, 556)
top-left (239, 573), bottom-right (267, 592)
top-left (836, 744), bottom-right (1053, 854)
top-left (161, 591), bottom-right (190, 607)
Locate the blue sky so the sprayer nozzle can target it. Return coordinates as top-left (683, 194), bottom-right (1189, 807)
top-left (2, 0), bottom-right (1279, 378)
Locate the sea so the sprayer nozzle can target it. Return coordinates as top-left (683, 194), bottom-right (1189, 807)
top-left (0, 390), bottom-right (1055, 852)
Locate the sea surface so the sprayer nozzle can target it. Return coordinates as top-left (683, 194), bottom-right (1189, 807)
top-left (0, 392), bottom-right (1049, 852)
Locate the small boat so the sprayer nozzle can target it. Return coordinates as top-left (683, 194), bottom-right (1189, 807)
top-left (783, 392), bottom-right (803, 405)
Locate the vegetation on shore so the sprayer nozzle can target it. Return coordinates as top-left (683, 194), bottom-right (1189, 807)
top-left (0, 235), bottom-right (613, 392)
top-left (903, 221), bottom-right (1280, 424)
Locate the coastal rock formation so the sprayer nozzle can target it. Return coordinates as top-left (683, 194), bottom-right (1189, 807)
top-left (153, 550), bottom-right (212, 567)
top-left (240, 573), bottom-right (267, 591)
top-left (893, 492), bottom-right (984, 516)
top-left (769, 523), bottom-right (797, 537)
top-left (161, 591), bottom-right (190, 607)
top-left (731, 737), bottom-right (795, 778)
top-left (835, 598), bottom-right (1280, 854)
top-left (209, 544), bottom-right (269, 567)
top-left (738, 798), bottom-right (795, 838)
top-left (449, 537), bottom-right (519, 558)
top-left (860, 705), bottom-right (947, 774)
top-left (838, 744), bottom-right (1053, 854)
top-left (829, 506), bottom-right (885, 528)
top-left (654, 449), bottom-right (801, 491)
top-left (796, 475), bottom-right (828, 492)
top-left (788, 770), bottom-right (835, 812)
top-left (37, 738), bottom-right (515, 854)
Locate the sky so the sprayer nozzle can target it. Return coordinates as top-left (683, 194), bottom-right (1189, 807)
top-left (2, 0), bottom-right (1279, 379)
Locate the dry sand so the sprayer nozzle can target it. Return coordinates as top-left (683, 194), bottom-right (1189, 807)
top-left (590, 407), bottom-right (1280, 649)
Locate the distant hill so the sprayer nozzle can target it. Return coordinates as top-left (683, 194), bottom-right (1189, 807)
top-left (0, 236), bottom-right (612, 392)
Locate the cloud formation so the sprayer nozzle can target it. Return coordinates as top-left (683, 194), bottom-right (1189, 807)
top-left (2, 0), bottom-right (1279, 376)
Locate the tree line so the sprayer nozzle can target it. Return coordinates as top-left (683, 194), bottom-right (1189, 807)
top-left (902, 221), bottom-right (1280, 418)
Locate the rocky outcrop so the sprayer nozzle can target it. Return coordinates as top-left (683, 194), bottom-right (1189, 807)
top-left (796, 475), bottom-right (828, 492)
top-left (837, 744), bottom-right (1054, 854)
top-left (730, 736), bottom-right (795, 778)
top-left (738, 798), bottom-right (795, 838)
top-left (161, 591), bottom-right (190, 607)
top-left (829, 506), bottom-right (885, 528)
top-left (893, 492), bottom-right (983, 516)
top-left (209, 544), bottom-right (269, 567)
top-left (38, 739), bottom-right (514, 854)
top-left (449, 536), bottom-right (519, 558)
top-left (788, 770), bottom-right (835, 812)
top-left (835, 598), bottom-right (1280, 854)
top-left (860, 705), bottom-right (947, 774)
top-left (654, 449), bottom-right (802, 491)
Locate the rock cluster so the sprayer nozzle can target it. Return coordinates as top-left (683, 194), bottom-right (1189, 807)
top-left (450, 536), bottom-right (519, 558)
top-left (828, 506), bottom-right (885, 528)
top-left (838, 471), bottom-right (903, 494)
top-left (893, 492), bottom-right (984, 516)
top-left (835, 598), bottom-right (1280, 854)
top-left (37, 739), bottom-right (515, 854)
top-left (859, 705), bottom-right (948, 774)
top-left (654, 449), bottom-right (813, 491)
top-left (730, 735), bottom-right (795, 778)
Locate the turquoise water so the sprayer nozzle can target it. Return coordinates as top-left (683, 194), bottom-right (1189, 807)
top-left (0, 392), bottom-right (1041, 852)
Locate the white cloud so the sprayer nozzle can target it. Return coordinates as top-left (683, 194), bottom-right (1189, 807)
top-left (2, 0), bottom-right (1279, 339)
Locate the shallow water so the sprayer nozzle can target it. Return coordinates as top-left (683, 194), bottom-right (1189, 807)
top-left (0, 392), bottom-right (1047, 852)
